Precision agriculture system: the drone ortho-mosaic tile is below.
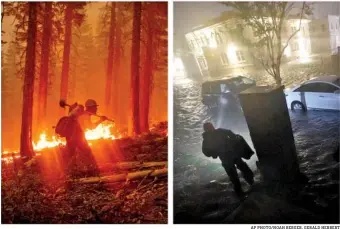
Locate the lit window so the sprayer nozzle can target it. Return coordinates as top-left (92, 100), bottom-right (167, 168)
top-left (216, 33), bottom-right (222, 45)
top-left (291, 26), bottom-right (297, 33)
top-left (197, 57), bottom-right (207, 70)
top-left (200, 37), bottom-right (205, 46)
top-left (188, 40), bottom-right (194, 50)
top-left (292, 42), bottom-right (299, 51)
top-left (236, 51), bottom-right (245, 62)
top-left (220, 52), bottom-right (229, 65)
top-left (204, 36), bottom-right (209, 45)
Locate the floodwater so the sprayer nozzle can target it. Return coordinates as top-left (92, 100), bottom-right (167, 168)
top-left (174, 79), bottom-right (340, 223)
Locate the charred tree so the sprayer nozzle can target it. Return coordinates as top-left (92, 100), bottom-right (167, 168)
top-left (20, 2), bottom-right (38, 159)
top-left (104, 2), bottom-right (116, 114)
top-left (37, 2), bottom-right (52, 129)
top-left (59, 3), bottom-right (73, 102)
top-left (131, 2), bottom-right (141, 135)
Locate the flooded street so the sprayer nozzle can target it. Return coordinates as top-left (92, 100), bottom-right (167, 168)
top-left (174, 79), bottom-right (340, 223)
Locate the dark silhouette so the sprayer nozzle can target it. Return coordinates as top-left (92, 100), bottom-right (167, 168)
top-left (64, 99), bottom-right (107, 175)
top-left (202, 122), bottom-right (254, 196)
top-left (37, 2), bottom-right (52, 130)
top-left (20, 2), bottom-right (37, 160)
top-left (131, 2), bottom-right (142, 135)
top-left (104, 2), bottom-right (116, 114)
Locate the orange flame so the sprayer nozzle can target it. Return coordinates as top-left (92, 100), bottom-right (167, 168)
top-left (2, 123), bottom-right (120, 163)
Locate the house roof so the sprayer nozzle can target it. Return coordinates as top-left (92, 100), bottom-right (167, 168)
top-left (189, 10), bottom-right (310, 34)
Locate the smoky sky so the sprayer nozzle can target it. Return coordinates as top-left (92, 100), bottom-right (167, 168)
top-left (174, 2), bottom-right (227, 37)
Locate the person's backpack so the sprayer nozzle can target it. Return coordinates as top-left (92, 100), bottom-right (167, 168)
top-left (55, 116), bottom-right (77, 138)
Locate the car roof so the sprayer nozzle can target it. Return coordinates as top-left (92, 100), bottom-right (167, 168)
top-left (202, 75), bottom-right (251, 84)
top-left (306, 75), bottom-right (340, 86)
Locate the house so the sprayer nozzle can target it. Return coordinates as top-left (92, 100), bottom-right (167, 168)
top-left (185, 11), bottom-right (312, 79)
top-left (309, 15), bottom-right (340, 55)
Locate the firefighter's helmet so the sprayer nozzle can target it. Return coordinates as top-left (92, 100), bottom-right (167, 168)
top-left (85, 99), bottom-right (98, 108)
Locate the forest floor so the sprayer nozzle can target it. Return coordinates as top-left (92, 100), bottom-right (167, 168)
top-left (1, 122), bottom-right (168, 224)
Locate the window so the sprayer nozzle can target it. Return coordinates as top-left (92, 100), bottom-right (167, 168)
top-left (241, 77), bottom-right (255, 85)
top-left (331, 23), bottom-right (334, 30)
top-left (212, 84), bottom-right (221, 93)
top-left (216, 33), bottom-right (222, 45)
top-left (204, 36), bottom-right (209, 45)
top-left (190, 40), bottom-right (197, 51)
top-left (315, 83), bottom-right (339, 93)
top-left (291, 26), bottom-right (297, 33)
top-left (220, 52), bottom-right (229, 65)
top-left (337, 23), bottom-right (339, 30)
top-left (322, 24), bottom-right (326, 32)
top-left (220, 84), bottom-right (230, 93)
top-left (294, 84), bottom-right (316, 92)
top-left (188, 40), bottom-right (194, 50)
top-left (197, 57), bottom-right (207, 70)
top-left (236, 51), bottom-right (245, 62)
top-left (200, 37), bottom-right (205, 46)
top-left (294, 83), bottom-right (339, 93)
top-left (292, 42), bottom-right (299, 51)
top-left (202, 83), bottom-right (220, 94)
top-left (202, 83), bottom-right (211, 94)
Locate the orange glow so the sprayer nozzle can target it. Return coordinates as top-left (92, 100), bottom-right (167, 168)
top-left (2, 123), bottom-right (120, 163)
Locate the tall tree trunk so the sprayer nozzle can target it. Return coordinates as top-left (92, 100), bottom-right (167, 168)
top-left (275, 64), bottom-right (282, 86)
top-left (38, 2), bottom-right (52, 130)
top-left (140, 23), bottom-right (153, 132)
top-left (131, 2), bottom-right (141, 135)
top-left (60, 3), bottom-right (73, 103)
top-left (1, 2), bottom-right (5, 25)
top-left (112, 4), bottom-right (121, 127)
top-left (105, 2), bottom-right (116, 114)
top-left (20, 2), bottom-right (37, 159)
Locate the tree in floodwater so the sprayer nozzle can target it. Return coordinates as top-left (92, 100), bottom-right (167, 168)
top-left (20, 2), bottom-right (38, 159)
top-left (130, 2), bottom-right (142, 135)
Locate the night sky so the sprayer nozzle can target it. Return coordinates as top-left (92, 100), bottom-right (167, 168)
top-left (174, 1), bottom-right (340, 41)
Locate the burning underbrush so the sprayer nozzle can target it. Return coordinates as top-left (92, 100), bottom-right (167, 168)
top-left (1, 122), bottom-right (168, 224)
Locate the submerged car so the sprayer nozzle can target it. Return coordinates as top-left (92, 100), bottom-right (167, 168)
top-left (285, 75), bottom-right (340, 111)
top-left (201, 76), bottom-right (256, 109)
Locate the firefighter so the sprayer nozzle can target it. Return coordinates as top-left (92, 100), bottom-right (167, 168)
top-left (202, 122), bottom-right (254, 196)
top-left (66, 99), bottom-right (107, 176)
